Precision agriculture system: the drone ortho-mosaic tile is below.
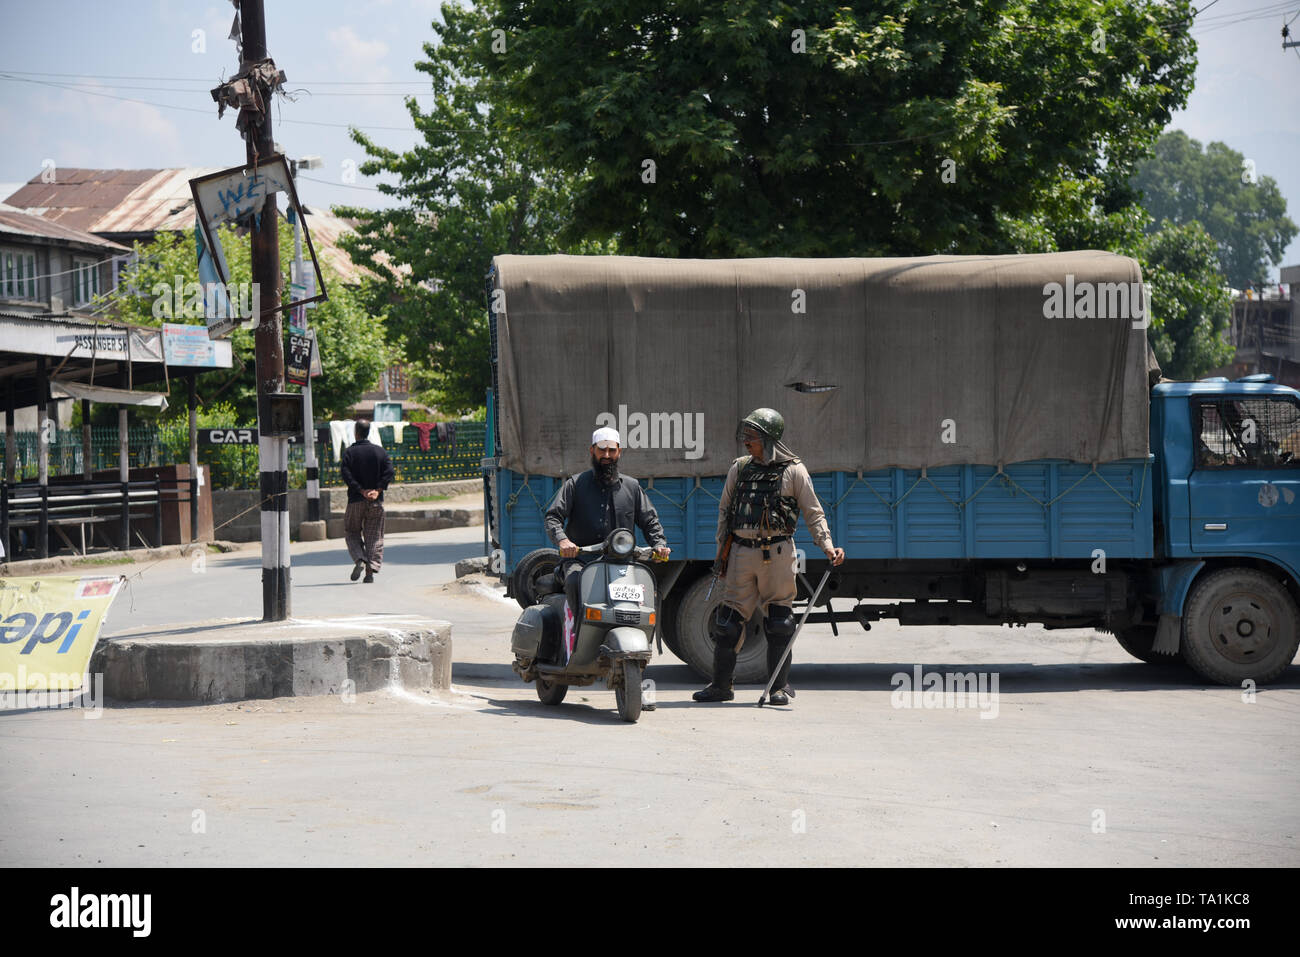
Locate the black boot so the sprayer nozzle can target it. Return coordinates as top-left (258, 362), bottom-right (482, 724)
top-left (693, 639), bottom-right (737, 702)
top-left (766, 636), bottom-right (793, 705)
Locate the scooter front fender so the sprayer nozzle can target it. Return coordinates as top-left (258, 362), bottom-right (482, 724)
top-left (600, 627), bottom-right (651, 657)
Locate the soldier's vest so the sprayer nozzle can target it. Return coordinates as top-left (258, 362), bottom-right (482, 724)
top-left (729, 456), bottom-right (800, 535)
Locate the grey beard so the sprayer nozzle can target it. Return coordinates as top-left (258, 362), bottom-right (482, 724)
top-left (591, 455), bottom-right (620, 484)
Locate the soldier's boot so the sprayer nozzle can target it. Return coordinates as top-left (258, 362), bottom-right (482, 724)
top-left (765, 606), bottom-right (796, 706)
top-left (693, 606), bottom-right (743, 702)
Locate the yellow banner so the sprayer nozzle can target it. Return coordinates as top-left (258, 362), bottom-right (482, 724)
top-left (0, 575), bottom-right (124, 691)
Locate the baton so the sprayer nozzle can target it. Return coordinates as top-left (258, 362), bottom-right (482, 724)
top-left (758, 568), bottom-right (831, 707)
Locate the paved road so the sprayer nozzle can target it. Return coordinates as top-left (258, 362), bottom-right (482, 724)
top-left (3, 525), bottom-right (1298, 866)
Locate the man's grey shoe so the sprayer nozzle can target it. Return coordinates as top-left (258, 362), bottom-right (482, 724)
top-left (350, 561), bottom-right (364, 581)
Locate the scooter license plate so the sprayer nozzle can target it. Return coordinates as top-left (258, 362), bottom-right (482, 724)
top-left (608, 583), bottom-right (645, 604)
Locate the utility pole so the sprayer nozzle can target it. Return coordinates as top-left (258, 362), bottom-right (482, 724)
top-left (288, 155), bottom-right (323, 524)
top-left (241, 0), bottom-right (290, 620)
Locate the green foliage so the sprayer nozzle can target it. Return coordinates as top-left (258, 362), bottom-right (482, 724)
top-left (100, 220), bottom-right (391, 422)
top-left (1005, 190), bottom-right (1233, 379)
top-left (467, 0), bottom-right (1195, 257)
top-left (343, 0), bottom-right (1232, 385)
top-left (338, 2), bottom-right (613, 413)
top-left (1135, 221), bottom-right (1234, 379)
top-left (1132, 130), bottom-right (1297, 289)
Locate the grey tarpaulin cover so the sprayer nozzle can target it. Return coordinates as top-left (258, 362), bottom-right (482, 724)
top-left (491, 252), bottom-right (1157, 478)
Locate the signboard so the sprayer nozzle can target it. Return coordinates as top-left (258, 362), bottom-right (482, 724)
top-left (308, 328), bottom-right (322, 378)
top-left (287, 333), bottom-right (312, 387)
top-left (200, 428), bottom-right (302, 445)
top-left (188, 155), bottom-right (328, 320)
top-left (0, 576), bottom-right (124, 692)
top-left (162, 323), bottom-right (219, 367)
top-left (0, 315), bottom-right (232, 368)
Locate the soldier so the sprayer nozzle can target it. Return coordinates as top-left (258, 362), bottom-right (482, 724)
top-left (693, 408), bottom-right (845, 705)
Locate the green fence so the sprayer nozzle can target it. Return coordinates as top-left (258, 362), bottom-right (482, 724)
top-left (1, 422), bottom-right (486, 490)
top-left (318, 422), bottom-right (486, 486)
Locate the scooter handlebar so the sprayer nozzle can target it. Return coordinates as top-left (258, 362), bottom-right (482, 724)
top-left (573, 543), bottom-right (666, 562)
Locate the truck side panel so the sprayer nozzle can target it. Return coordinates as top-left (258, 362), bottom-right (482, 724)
top-left (497, 459), bottom-right (1154, 571)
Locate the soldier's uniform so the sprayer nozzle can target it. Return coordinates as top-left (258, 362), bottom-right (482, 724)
top-left (694, 409), bottom-right (837, 705)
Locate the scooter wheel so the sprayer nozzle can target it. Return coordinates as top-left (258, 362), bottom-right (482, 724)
top-left (536, 677), bottom-right (568, 705)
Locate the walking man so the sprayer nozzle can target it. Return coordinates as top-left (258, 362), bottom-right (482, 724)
top-left (694, 408), bottom-right (844, 705)
top-left (340, 419), bottom-right (394, 583)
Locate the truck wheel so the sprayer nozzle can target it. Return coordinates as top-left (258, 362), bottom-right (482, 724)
top-left (675, 575), bottom-right (768, 684)
top-left (657, 567), bottom-right (699, 658)
top-left (512, 548), bottom-right (561, 609)
top-left (1181, 568), bottom-right (1300, 686)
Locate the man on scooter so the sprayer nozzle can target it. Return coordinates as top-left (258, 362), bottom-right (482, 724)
top-left (545, 427), bottom-right (671, 671)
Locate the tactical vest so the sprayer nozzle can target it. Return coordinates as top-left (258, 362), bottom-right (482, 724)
top-left (729, 457), bottom-right (800, 535)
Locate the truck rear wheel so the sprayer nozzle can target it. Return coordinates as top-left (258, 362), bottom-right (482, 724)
top-left (675, 575), bottom-right (768, 684)
top-left (1181, 568), bottom-right (1300, 686)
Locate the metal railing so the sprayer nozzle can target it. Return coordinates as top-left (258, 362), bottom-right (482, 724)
top-left (0, 422), bottom-right (487, 490)
top-left (2, 478), bottom-right (163, 560)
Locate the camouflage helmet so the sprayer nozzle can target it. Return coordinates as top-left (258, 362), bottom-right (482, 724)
top-left (737, 407), bottom-right (785, 442)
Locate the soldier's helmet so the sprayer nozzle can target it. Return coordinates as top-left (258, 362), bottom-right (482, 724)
top-left (737, 407), bottom-right (785, 442)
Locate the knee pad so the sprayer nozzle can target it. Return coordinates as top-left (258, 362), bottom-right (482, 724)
top-left (765, 605), bottom-right (796, 640)
top-left (711, 605), bottom-right (745, 644)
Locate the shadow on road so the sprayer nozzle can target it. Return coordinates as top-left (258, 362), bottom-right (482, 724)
top-left (219, 541), bottom-right (478, 570)
top-left (456, 657), bottom-right (1299, 695)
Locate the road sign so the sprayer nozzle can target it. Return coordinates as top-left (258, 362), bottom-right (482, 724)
top-left (200, 428), bottom-right (301, 445)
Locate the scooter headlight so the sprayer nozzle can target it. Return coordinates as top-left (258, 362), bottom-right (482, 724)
top-left (608, 529), bottom-right (635, 556)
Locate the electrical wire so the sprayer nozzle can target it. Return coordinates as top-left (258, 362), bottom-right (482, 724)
top-left (0, 73), bottom-right (418, 133)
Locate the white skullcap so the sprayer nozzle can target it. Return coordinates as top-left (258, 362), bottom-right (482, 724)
top-left (591, 426), bottom-right (621, 448)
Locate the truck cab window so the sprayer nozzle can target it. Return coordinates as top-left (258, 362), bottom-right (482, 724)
top-left (1195, 398), bottom-right (1300, 469)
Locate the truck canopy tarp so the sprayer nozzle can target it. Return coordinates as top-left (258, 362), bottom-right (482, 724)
top-left (492, 252), bottom-right (1157, 478)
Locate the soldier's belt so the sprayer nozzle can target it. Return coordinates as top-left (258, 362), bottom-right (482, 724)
top-left (733, 535), bottom-right (792, 548)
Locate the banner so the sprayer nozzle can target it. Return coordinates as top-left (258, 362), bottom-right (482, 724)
top-left (0, 576), bottom-right (124, 691)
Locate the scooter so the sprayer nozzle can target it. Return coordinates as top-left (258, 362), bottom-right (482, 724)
top-left (510, 529), bottom-right (661, 722)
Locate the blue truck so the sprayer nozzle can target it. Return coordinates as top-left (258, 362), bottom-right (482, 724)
top-left (483, 253), bottom-right (1300, 686)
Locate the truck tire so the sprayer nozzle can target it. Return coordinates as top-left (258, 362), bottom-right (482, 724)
top-left (1180, 568), bottom-right (1300, 686)
top-left (657, 566), bottom-right (700, 658)
top-left (675, 574), bottom-right (768, 684)
top-left (512, 548), bottom-right (561, 609)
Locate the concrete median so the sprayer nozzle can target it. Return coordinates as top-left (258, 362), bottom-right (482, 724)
top-left (91, 616), bottom-right (452, 703)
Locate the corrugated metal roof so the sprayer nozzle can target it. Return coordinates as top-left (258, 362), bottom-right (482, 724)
top-left (0, 205), bottom-right (129, 251)
top-left (2, 168), bottom-right (163, 233)
top-left (4, 167), bottom-right (373, 283)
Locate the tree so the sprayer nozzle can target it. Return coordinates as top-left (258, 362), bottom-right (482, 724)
top-left (1135, 221), bottom-right (1234, 379)
top-left (102, 220), bottom-right (391, 422)
top-left (345, 0), bottom-right (1222, 384)
top-left (1132, 130), bottom-right (1296, 289)
top-left (469, 0), bottom-right (1196, 257)
top-left (337, 4), bottom-right (613, 414)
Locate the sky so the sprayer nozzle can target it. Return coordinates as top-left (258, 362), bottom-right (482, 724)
top-left (1, 0), bottom-right (1298, 274)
